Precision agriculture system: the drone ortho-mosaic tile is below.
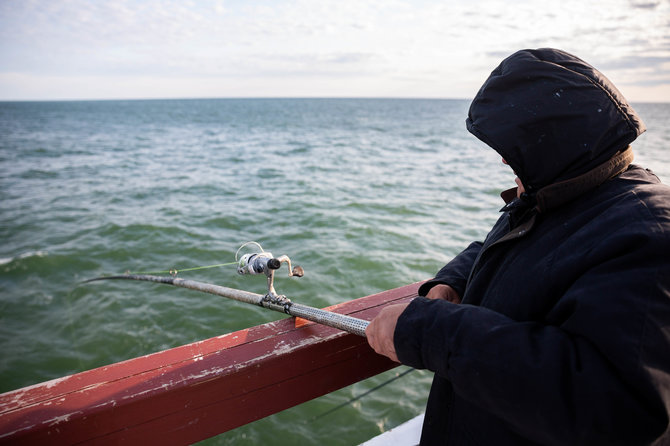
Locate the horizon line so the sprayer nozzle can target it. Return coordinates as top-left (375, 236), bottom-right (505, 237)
top-left (1, 96), bottom-right (668, 105)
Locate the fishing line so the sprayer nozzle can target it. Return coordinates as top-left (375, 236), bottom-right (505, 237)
top-left (308, 367), bottom-right (415, 422)
top-left (126, 241), bottom-right (266, 276)
top-left (130, 261), bottom-right (238, 276)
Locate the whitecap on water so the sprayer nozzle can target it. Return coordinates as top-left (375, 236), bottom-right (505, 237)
top-left (0, 250), bottom-right (48, 266)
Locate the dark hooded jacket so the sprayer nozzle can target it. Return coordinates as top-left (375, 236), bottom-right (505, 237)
top-left (394, 48), bottom-right (670, 445)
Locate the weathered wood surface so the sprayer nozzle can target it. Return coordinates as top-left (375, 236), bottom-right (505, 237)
top-left (0, 282), bottom-right (420, 445)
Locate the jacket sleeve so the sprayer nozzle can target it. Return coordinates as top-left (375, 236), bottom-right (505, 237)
top-left (395, 241), bottom-right (670, 445)
top-left (417, 241), bottom-right (482, 297)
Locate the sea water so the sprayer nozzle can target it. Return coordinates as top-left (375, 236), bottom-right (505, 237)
top-left (1, 99), bottom-right (668, 445)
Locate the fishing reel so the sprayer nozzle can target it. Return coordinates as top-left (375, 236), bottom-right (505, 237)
top-left (236, 246), bottom-right (303, 308)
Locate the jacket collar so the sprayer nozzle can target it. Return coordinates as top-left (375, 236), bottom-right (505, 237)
top-left (534, 146), bottom-right (634, 212)
top-left (499, 146), bottom-right (634, 213)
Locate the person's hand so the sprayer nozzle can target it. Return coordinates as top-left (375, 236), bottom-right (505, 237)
top-left (365, 303), bottom-right (409, 363)
top-left (426, 284), bottom-right (461, 304)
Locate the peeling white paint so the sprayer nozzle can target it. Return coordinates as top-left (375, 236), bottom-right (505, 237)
top-left (235, 334), bottom-right (327, 366)
top-left (44, 376), bottom-right (71, 389)
top-left (91, 400), bottom-right (117, 410)
top-left (46, 411), bottom-right (82, 427)
top-left (1, 375), bottom-right (74, 410)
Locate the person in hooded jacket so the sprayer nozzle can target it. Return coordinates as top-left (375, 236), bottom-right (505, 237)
top-left (366, 48), bottom-right (670, 445)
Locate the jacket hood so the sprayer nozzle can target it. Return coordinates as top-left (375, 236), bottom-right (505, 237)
top-left (466, 48), bottom-right (645, 192)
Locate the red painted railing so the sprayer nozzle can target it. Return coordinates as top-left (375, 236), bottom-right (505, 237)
top-left (0, 282), bottom-right (420, 445)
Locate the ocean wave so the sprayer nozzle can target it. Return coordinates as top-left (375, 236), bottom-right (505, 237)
top-left (0, 250), bottom-right (48, 266)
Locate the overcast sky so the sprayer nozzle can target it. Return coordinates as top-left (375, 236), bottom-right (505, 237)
top-left (1, 0), bottom-right (669, 102)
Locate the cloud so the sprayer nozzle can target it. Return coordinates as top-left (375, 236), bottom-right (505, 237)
top-left (598, 55), bottom-right (670, 71)
top-left (0, 0), bottom-right (669, 101)
top-left (629, 0), bottom-right (661, 8)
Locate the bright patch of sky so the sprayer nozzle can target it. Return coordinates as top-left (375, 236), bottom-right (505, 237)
top-left (0, 0), bottom-right (668, 101)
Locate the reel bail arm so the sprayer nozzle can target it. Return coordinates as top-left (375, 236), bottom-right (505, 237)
top-left (236, 251), bottom-right (304, 309)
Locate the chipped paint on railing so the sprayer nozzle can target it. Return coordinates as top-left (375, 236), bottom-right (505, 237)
top-left (0, 282), bottom-right (421, 445)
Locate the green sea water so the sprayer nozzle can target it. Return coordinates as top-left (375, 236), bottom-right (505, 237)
top-left (1, 99), bottom-right (668, 444)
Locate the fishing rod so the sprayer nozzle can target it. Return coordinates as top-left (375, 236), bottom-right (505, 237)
top-left (84, 243), bottom-right (370, 337)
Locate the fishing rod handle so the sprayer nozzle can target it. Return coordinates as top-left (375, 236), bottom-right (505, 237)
top-left (288, 303), bottom-right (369, 337)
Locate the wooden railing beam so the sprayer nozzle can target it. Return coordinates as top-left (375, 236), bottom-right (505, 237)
top-left (0, 282), bottom-right (420, 445)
